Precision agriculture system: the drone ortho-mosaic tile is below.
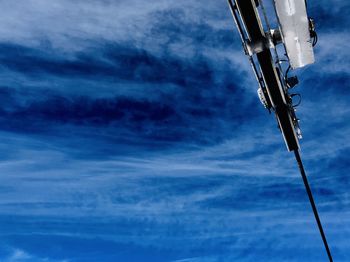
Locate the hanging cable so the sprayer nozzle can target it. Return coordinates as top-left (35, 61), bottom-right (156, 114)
top-left (309, 18), bottom-right (318, 47)
top-left (291, 93), bottom-right (302, 107)
top-left (293, 150), bottom-right (333, 262)
top-left (312, 32), bottom-right (318, 47)
top-left (284, 65), bottom-right (291, 81)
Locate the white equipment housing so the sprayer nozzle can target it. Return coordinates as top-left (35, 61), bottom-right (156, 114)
top-left (274, 0), bottom-right (314, 69)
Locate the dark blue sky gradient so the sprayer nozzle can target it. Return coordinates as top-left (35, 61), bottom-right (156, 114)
top-left (0, 0), bottom-right (349, 261)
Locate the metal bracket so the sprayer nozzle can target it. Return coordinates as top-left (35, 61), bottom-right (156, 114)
top-left (245, 38), bottom-right (268, 56)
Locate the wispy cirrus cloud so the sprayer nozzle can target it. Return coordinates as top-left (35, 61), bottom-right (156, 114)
top-left (0, 0), bottom-right (348, 261)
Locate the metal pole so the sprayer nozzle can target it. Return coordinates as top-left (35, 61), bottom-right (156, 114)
top-left (293, 150), bottom-right (333, 261)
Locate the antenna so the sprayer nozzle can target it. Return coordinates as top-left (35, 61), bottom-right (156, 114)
top-left (273, 0), bottom-right (315, 68)
top-left (227, 0), bottom-right (333, 260)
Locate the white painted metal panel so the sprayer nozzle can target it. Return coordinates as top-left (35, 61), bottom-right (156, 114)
top-left (274, 0), bottom-right (314, 69)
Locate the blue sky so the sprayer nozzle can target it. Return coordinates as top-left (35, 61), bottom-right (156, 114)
top-left (0, 0), bottom-right (349, 261)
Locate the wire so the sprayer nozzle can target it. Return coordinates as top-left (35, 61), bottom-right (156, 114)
top-left (293, 150), bottom-right (333, 262)
top-left (291, 93), bottom-right (302, 107)
top-left (284, 65), bottom-right (291, 81)
top-left (309, 17), bottom-right (318, 47)
top-left (312, 32), bottom-right (318, 47)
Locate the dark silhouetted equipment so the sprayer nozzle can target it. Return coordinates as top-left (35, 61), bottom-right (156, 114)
top-left (227, 0), bottom-right (332, 260)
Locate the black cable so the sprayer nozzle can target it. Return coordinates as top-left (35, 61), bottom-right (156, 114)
top-left (285, 65), bottom-right (291, 81)
top-left (309, 17), bottom-right (317, 47)
top-left (293, 150), bottom-right (333, 262)
top-left (291, 93), bottom-right (302, 107)
top-left (312, 32), bottom-right (318, 47)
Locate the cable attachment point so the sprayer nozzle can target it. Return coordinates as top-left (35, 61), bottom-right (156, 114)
top-left (286, 76), bottom-right (299, 89)
top-left (309, 18), bottom-right (318, 47)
